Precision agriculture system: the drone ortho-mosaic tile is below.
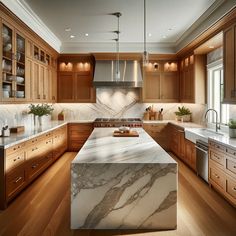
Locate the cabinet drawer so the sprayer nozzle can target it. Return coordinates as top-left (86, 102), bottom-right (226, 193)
top-left (226, 147), bottom-right (236, 158)
top-left (6, 168), bottom-right (26, 200)
top-left (69, 124), bottom-right (93, 132)
top-left (6, 151), bottom-right (25, 172)
top-left (209, 141), bottom-right (226, 152)
top-left (209, 165), bottom-right (225, 189)
top-left (26, 154), bottom-right (53, 181)
top-left (209, 150), bottom-right (225, 168)
top-left (226, 176), bottom-right (236, 200)
top-left (226, 158), bottom-right (236, 177)
top-left (6, 142), bottom-right (25, 156)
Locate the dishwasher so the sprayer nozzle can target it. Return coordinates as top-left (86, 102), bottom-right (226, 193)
top-left (196, 139), bottom-right (209, 183)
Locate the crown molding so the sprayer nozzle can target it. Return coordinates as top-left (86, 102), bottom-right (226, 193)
top-left (175, 0), bottom-right (235, 52)
top-left (60, 42), bottom-right (176, 54)
top-left (1, 0), bottom-right (61, 52)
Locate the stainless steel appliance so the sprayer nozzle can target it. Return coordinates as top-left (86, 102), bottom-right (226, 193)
top-left (94, 118), bottom-right (143, 128)
top-left (196, 139), bottom-right (209, 183)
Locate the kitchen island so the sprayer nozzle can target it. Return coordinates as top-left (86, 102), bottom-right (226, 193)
top-left (71, 128), bottom-right (177, 230)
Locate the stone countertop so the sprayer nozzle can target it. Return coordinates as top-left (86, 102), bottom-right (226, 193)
top-left (0, 120), bottom-right (94, 149)
top-left (72, 128), bottom-right (176, 164)
top-left (209, 135), bottom-right (236, 149)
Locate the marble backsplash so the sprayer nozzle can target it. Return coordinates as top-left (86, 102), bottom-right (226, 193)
top-left (0, 88), bottom-right (209, 128)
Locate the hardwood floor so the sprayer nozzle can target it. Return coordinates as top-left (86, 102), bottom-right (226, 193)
top-left (0, 152), bottom-right (236, 236)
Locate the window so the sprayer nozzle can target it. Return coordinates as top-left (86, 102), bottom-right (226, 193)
top-left (207, 61), bottom-right (229, 125)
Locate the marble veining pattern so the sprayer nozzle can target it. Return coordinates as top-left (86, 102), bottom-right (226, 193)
top-left (71, 128), bottom-right (177, 229)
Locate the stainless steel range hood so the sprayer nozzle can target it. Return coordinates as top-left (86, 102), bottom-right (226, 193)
top-left (93, 60), bottom-right (143, 87)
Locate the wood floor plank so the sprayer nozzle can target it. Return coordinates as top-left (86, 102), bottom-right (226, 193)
top-left (0, 152), bottom-right (235, 236)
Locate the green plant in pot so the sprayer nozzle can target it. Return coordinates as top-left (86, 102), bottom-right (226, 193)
top-left (174, 106), bottom-right (191, 122)
top-left (228, 119), bottom-right (236, 138)
top-left (28, 103), bottom-right (54, 126)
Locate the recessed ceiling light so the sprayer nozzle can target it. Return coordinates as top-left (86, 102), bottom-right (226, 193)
top-left (148, 33), bottom-right (152, 37)
top-left (85, 33), bottom-right (89, 37)
top-left (65, 27), bottom-right (71, 32)
top-left (168, 28), bottom-right (173, 31)
top-left (70, 35), bottom-right (75, 39)
top-left (209, 45), bottom-right (215, 49)
top-left (162, 35), bottom-right (167, 39)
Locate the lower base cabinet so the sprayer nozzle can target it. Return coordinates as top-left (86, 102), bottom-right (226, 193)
top-left (0, 124), bottom-right (68, 209)
top-left (209, 140), bottom-right (236, 207)
top-left (68, 123), bottom-right (93, 151)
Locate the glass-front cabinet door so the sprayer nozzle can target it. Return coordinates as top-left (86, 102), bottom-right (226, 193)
top-left (2, 22), bottom-right (15, 101)
top-left (1, 21), bottom-right (26, 102)
top-left (15, 33), bottom-right (26, 100)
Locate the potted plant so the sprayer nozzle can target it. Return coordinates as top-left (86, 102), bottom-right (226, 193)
top-left (174, 106), bottom-right (191, 122)
top-left (28, 103), bottom-right (54, 126)
top-left (228, 119), bottom-right (236, 138)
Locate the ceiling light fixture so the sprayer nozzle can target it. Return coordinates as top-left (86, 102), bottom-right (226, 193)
top-left (65, 27), bottom-right (71, 32)
top-left (162, 35), bottom-right (167, 39)
top-left (85, 33), bottom-right (89, 37)
top-left (111, 12), bottom-right (122, 81)
top-left (70, 35), bottom-right (75, 38)
top-left (143, 0), bottom-right (149, 67)
top-left (148, 33), bottom-right (152, 37)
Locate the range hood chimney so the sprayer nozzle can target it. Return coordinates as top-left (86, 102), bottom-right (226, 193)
top-left (93, 60), bottom-right (143, 87)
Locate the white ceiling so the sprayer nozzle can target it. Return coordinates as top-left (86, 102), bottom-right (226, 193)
top-left (22, 0), bottom-right (216, 44)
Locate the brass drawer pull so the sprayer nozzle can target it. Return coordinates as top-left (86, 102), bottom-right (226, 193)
top-left (14, 176), bottom-right (22, 183)
top-left (32, 163), bottom-right (39, 169)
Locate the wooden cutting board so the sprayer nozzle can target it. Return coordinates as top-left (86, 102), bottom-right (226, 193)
top-left (113, 130), bottom-right (139, 137)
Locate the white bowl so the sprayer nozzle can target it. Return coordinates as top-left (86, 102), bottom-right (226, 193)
top-left (3, 90), bottom-right (9, 98)
top-left (16, 76), bottom-right (24, 83)
top-left (4, 43), bottom-right (12, 52)
top-left (119, 126), bottom-right (130, 132)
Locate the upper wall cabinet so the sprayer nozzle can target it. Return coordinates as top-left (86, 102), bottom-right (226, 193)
top-left (0, 4), bottom-right (58, 104)
top-left (57, 55), bottom-right (96, 103)
top-left (142, 60), bottom-right (179, 102)
top-left (1, 20), bottom-right (30, 102)
top-left (223, 23), bottom-right (236, 104)
top-left (180, 54), bottom-right (206, 104)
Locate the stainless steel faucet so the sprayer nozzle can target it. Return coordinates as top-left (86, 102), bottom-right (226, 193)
top-left (204, 109), bottom-right (220, 132)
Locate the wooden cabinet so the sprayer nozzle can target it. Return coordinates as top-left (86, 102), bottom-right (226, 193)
top-left (185, 139), bottom-right (196, 171)
top-left (223, 23), bottom-right (236, 103)
top-left (68, 123), bottom-right (93, 151)
top-left (53, 124), bottom-right (67, 160)
top-left (143, 123), bottom-right (170, 151)
top-left (169, 124), bottom-right (196, 171)
top-left (142, 61), bottom-right (179, 102)
top-left (180, 54), bottom-right (206, 104)
top-left (0, 5), bottom-right (58, 103)
top-left (209, 140), bottom-right (236, 207)
top-left (169, 124), bottom-right (185, 159)
top-left (58, 55), bottom-right (96, 103)
top-left (0, 125), bottom-right (68, 209)
top-left (1, 20), bottom-right (29, 102)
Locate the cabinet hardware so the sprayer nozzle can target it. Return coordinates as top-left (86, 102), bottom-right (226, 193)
top-left (232, 187), bottom-right (236, 191)
top-left (214, 174), bottom-right (219, 178)
top-left (32, 163), bottom-right (39, 169)
top-left (43, 95), bottom-right (46, 99)
top-left (37, 94), bottom-right (40, 99)
top-left (14, 176), bottom-right (22, 183)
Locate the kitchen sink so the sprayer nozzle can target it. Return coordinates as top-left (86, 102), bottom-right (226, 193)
top-left (185, 127), bottom-right (226, 143)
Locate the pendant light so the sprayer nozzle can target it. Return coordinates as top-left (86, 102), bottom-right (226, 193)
top-left (143, 0), bottom-right (149, 67)
top-left (112, 12), bottom-right (122, 80)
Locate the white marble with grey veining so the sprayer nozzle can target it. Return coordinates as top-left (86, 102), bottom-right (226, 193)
top-left (71, 128), bottom-right (177, 229)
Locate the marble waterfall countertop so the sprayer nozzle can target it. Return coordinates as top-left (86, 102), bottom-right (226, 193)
top-left (71, 128), bottom-right (177, 230)
top-left (0, 120), bottom-right (94, 149)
